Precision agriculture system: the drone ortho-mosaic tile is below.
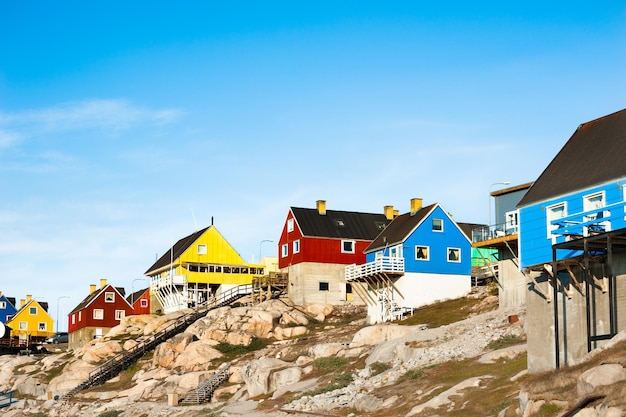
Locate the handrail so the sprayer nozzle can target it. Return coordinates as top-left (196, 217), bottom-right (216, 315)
top-left (345, 256), bottom-right (404, 282)
top-left (550, 201), bottom-right (626, 239)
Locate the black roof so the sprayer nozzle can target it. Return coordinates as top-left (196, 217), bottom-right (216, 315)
top-left (366, 204), bottom-right (436, 252)
top-left (518, 109), bottom-right (626, 207)
top-left (291, 207), bottom-right (391, 241)
top-left (126, 288), bottom-right (148, 304)
top-left (145, 226), bottom-right (210, 274)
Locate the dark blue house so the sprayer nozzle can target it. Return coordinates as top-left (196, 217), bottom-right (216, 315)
top-left (0, 293), bottom-right (17, 324)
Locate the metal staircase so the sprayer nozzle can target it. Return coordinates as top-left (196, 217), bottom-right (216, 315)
top-left (179, 363), bottom-right (231, 405)
top-left (61, 284), bottom-right (252, 401)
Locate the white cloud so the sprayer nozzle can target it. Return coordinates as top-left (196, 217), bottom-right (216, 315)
top-left (0, 99), bottom-right (183, 145)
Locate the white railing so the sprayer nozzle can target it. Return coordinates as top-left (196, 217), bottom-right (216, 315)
top-left (345, 256), bottom-right (404, 282)
top-left (550, 201), bottom-right (626, 240)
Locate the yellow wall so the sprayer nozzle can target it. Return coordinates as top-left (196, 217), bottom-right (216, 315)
top-left (7, 300), bottom-right (55, 339)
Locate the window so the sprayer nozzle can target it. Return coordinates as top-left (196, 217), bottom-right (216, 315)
top-left (29, 306), bottom-right (37, 315)
top-left (319, 282), bottom-right (329, 291)
top-left (375, 221), bottom-right (387, 231)
top-left (415, 245), bottom-right (430, 261)
top-left (432, 218), bottom-right (443, 232)
top-left (140, 299), bottom-right (148, 308)
top-left (93, 309), bottom-right (104, 320)
top-left (72, 314), bottom-right (76, 324)
top-left (293, 239), bottom-right (300, 254)
top-left (19, 321), bottom-right (27, 330)
top-left (547, 202), bottom-right (566, 239)
top-left (78, 311), bottom-right (82, 321)
top-left (281, 244), bottom-right (288, 258)
top-left (104, 292), bottom-right (115, 303)
top-left (0, 301), bottom-right (5, 309)
top-left (38, 322), bottom-right (46, 331)
top-left (447, 247), bottom-right (461, 263)
top-left (197, 244), bottom-right (207, 255)
top-left (115, 310), bottom-right (125, 320)
top-left (335, 219), bottom-right (345, 227)
top-left (505, 210), bottom-right (519, 232)
top-left (287, 218), bottom-right (294, 232)
top-left (341, 240), bottom-right (355, 254)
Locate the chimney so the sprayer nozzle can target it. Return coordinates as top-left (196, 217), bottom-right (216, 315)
top-left (20, 299), bottom-right (25, 308)
top-left (90, 284), bottom-right (97, 293)
top-left (26, 294), bottom-right (32, 302)
top-left (316, 200), bottom-right (327, 215)
top-left (410, 198), bottom-right (423, 216)
top-left (384, 205), bottom-right (394, 220)
top-left (100, 278), bottom-right (107, 289)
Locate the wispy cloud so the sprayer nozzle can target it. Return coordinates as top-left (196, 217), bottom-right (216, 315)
top-left (0, 99), bottom-right (183, 146)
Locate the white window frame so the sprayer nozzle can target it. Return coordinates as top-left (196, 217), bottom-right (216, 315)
top-left (415, 245), bottom-right (430, 261)
top-left (281, 243), bottom-right (288, 258)
top-left (505, 210), bottom-right (519, 233)
top-left (38, 322), bottom-right (46, 331)
top-left (78, 311), bottom-right (82, 321)
top-left (104, 292), bottom-right (115, 303)
top-left (140, 299), bottom-right (148, 308)
top-left (287, 218), bottom-right (294, 233)
top-left (197, 244), bottom-right (207, 255)
top-left (546, 202), bottom-right (567, 239)
top-left (29, 306), bottom-right (37, 315)
top-left (447, 247), bottom-right (461, 263)
top-left (583, 191), bottom-right (608, 234)
top-left (432, 218), bottom-right (443, 232)
top-left (93, 309), bottom-right (104, 320)
top-left (115, 310), bottom-right (125, 320)
top-left (293, 239), bottom-right (300, 254)
top-left (19, 321), bottom-right (27, 330)
top-left (72, 314), bottom-right (76, 324)
top-left (0, 301), bottom-right (5, 309)
top-left (341, 240), bottom-right (355, 254)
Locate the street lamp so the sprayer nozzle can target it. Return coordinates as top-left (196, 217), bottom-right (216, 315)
top-left (259, 239), bottom-right (274, 262)
top-left (489, 181), bottom-right (511, 236)
top-left (131, 278), bottom-right (147, 306)
top-left (56, 296), bottom-right (70, 333)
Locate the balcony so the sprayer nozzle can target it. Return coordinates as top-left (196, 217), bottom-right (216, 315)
top-left (472, 222), bottom-right (519, 244)
top-left (345, 256), bottom-right (404, 282)
top-left (550, 201), bottom-right (626, 241)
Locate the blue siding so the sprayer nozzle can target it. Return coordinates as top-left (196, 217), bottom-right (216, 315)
top-left (519, 181), bottom-right (626, 268)
top-left (0, 296), bottom-right (17, 323)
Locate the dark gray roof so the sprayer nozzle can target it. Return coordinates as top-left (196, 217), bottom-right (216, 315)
top-left (518, 109), bottom-right (626, 207)
top-left (457, 222), bottom-right (487, 241)
top-left (365, 204), bottom-right (436, 252)
top-left (145, 226), bottom-right (210, 274)
top-left (291, 207), bottom-right (390, 240)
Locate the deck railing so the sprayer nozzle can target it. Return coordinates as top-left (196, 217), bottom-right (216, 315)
top-left (345, 256), bottom-right (404, 282)
top-left (550, 201), bottom-right (626, 240)
top-left (472, 222), bottom-right (518, 243)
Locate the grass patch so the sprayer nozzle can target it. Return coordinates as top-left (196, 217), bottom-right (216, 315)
top-left (312, 356), bottom-right (349, 373)
top-left (288, 372), bottom-right (354, 402)
top-left (213, 338), bottom-right (269, 359)
top-left (370, 361), bottom-right (390, 376)
top-left (398, 295), bottom-right (487, 328)
top-left (487, 334), bottom-right (525, 350)
top-left (97, 411), bottom-right (123, 417)
top-left (404, 368), bottom-right (425, 380)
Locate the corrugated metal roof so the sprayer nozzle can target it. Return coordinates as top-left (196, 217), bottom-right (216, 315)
top-left (518, 108), bottom-right (626, 207)
top-left (144, 226), bottom-right (210, 274)
top-left (365, 204), bottom-right (436, 252)
top-left (291, 207), bottom-right (390, 240)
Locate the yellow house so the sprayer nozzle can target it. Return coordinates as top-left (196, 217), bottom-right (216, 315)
top-left (7, 295), bottom-right (54, 342)
top-left (145, 225), bottom-right (265, 313)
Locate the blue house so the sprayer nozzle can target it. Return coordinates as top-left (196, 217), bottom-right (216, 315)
top-left (345, 198), bottom-right (471, 323)
top-left (0, 293), bottom-right (17, 324)
top-left (517, 108), bottom-right (626, 371)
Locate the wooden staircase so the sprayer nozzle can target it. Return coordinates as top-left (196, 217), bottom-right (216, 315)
top-left (61, 284), bottom-right (253, 401)
top-left (250, 272), bottom-right (288, 304)
top-left (179, 363), bottom-right (231, 405)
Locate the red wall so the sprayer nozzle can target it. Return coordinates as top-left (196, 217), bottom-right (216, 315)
top-left (130, 291), bottom-right (151, 315)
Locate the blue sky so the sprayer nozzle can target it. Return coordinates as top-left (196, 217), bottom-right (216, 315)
top-left (1, 2), bottom-right (625, 330)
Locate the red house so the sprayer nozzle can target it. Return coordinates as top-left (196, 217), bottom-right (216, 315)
top-left (68, 279), bottom-right (133, 350)
top-left (279, 200), bottom-right (393, 306)
top-left (126, 288), bottom-right (151, 315)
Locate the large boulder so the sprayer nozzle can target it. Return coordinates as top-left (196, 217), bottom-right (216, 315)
top-left (242, 358), bottom-right (293, 398)
top-left (577, 364), bottom-right (626, 396)
top-left (350, 324), bottom-right (419, 347)
top-left (172, 341), bottom-right (223, 371)
top-left (81, 340), bottom-right (123, 363)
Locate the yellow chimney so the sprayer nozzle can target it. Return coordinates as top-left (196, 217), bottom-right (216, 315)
top-left (410, 198), bottom-right (423, 216)
top-left (384, 205), bottom-right (395, 220)
top-left (90, 284), bottom-right (97, 293)
top-left (26, 294), bottom-right (32, 302)
top-left (100, 278), bottom-right (107, 289)
top-left (393, 209), bottom-right (399, 218)
top-left (20, 299), bottom-right (25, 308)
top-left (316, 200), bottom-right (327, 215)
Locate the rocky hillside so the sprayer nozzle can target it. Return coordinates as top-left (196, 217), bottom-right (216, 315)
top-left (1, 287), bottom-right (625, 417)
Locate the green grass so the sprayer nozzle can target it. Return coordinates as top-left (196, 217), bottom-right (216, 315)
top-left (370, 361), bottom-right (391, 376)
top-left (311, 356), bottom-right (349, 372)
top-left (213, 338), bottom-right (269, 359)
top-left (398, 295), bottom-right (487, 328)
top-left (487, 334), bottom-right (525, 350)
